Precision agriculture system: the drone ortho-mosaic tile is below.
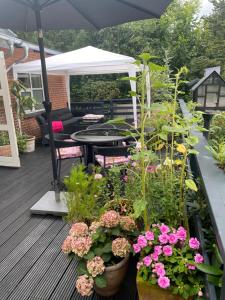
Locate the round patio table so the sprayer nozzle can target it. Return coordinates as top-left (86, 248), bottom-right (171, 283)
top-left (71, 128), bottom-right (132, 166)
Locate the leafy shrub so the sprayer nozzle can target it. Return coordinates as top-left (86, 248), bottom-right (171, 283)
top-left (0, 131), bottom-right (10, 146)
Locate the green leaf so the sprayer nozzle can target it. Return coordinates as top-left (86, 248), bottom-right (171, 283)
top-left (133, 199), bottom-right (147, 218)
top-left (102, 242), bottom-right (112, 253)
top-left (102, 253), bottom-right (112, 262)
top-left (94, 247), bottom-right (104, 256)
top-left (77, 261), bottom-right (88, 275)
top-left (185, 136), bottom-right (199, 146)
top-left (207, 274), bottom-right (222, 287)
top-left (196, 263), bottom-right (223, 276)
top-left (185, 179), bottom-right (198, 192)
top-left (83, 251), bottom-right (95, 260)
top-left (94, 275), bottom-right (107, 288)
top-left (111, 227), bottom-right (121, 236)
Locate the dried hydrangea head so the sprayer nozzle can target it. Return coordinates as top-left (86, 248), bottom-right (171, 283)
top-left (87, 256), bottom-right (105, 277)
top-left (112, 237), bottom-right (130, 257)
top-left (120, 216), bottom-right (136, 231)
top-left (89, 221), bottom-right (101, 234)
top-left (61, 236), bottom-right (74, 254)
top-left (100, 210), bottom-right (120, 228)
top-left (71, 236), bottom-right (92, 257)
top-left (69, 222), bottom-right (89, 238)
top-left (76, 275), bottom-right (94, 296)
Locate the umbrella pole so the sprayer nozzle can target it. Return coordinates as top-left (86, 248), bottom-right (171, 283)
top-left (34, 5), bottom-right (58, 190)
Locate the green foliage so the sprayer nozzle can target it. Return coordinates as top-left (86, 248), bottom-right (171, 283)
top-left (16, 132), bottom-right (28, 153)
top-left (64, 165), bottom-right (106, 223)
top-left (206, 141), bottom-right (225, 170)
top-left (209, 112), bottom-right (225, 143)
top-left (0, 131), bottom-right (10, 146)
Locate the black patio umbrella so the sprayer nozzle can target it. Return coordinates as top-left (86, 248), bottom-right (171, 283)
top-left (0, 0), bottom-right (171, 213)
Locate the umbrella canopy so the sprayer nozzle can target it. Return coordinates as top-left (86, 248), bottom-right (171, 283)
top-left (0, 0), bottom-right (171, 31)
top-left (14, 45), bottom-right (138, 74)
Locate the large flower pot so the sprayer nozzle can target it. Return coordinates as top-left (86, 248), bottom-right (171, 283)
top-left (94, 255), bottom-right (129, 297)
top-left (0, 144), bottom-right (11, 156)
top-left (137, 276), bottom-right (188, 300)
top-left (24, 136), bottom-right (35, 153)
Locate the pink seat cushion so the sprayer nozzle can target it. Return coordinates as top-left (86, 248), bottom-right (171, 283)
top-left (95, 155), bottom-right (131, 168)
top-left (52, 121), bottom-right (64, 133)
top-left (57, 146), bottom-right (82, 159)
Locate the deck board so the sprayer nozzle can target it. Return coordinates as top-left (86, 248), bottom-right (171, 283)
top-left (0, 147), bottom-right (137, 300)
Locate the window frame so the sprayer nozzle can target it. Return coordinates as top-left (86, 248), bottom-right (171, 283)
top-left (17, 73), bottom-right (45, 114)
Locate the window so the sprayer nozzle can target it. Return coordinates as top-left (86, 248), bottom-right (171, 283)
top-left (17, 73), bottom-right (44, 112)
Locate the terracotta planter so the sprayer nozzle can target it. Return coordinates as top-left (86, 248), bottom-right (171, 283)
top-left (24, 136), bottom-right (35, 153)
top-left (94, 255), bottom-right (129, 297)
top-left (0, 144), bottom-right (11, 156)
top-left (137, 276), bottom-right (190, 300)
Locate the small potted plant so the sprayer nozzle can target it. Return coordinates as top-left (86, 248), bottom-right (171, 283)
top-left (11, 80), bottom-right (36, 153)
top-left (62, 210), bottom-right (138, 297)
top-left (133, 224), bottom-right (204, 300)
top-left (0, 131), bottom-right (11, 156)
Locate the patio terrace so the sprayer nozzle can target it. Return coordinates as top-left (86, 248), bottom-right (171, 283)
top-left (0, 146), bottom-right (137, 300)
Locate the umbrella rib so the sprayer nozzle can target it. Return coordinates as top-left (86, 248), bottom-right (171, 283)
top-left (41, 0), bottom-right (62, 8)
top-left (114, 0), bottom-right (160, 18)
top-left (67, 0), bottom-right (100, 30)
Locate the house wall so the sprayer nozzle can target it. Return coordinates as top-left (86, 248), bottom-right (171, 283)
top-left (0, 47), bottom-right (68, 139)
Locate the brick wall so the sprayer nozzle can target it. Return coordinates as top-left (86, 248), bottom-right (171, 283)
top-left (0, 47), bottom-right (68, 139)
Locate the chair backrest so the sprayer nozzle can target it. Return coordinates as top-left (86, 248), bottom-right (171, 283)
top-left (93, 145), bottom-right (132, 157)
top-left (45, 133), bottom-right (82, 148)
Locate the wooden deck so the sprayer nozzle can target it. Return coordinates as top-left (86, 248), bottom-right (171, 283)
top-left (0, 147), bottom-right (137, 300)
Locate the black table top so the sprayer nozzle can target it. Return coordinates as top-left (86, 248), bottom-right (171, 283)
top-left (71, 128), bottom-right (131, 144)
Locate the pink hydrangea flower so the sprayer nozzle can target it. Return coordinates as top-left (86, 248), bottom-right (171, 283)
top-left (137, 235), bottom-right (147, 248)
top-left (158, 233), bottom-right (169, 244)
top-left (69, 222), bottom-right (89, 237)
top-left (100, 210), bottom-right (120, 228)
top-left (176, 226), bottom-right (187, 241)
top-left (71, 236), bottom-right (92, 257)
top-left (151, 252), bottom-right (159, 261)
top-left (187, 264), bottom-right (196, 270)
top-left (194, 253), bottom-right (204, 264)
top-left (168, 233), bottom-right (178, 245)
top-left (120, 216), bottom-right (136, 231)
top-left (158, 276), bottom-right (170, 289)
top-left (89, 221), bottom-right (101, 234)
top-left (160, 224), bottom-right (170, 234)
top-left (145, 231), bottom-right (154, 241)
top-left (154, 246), bottom-right (162, 255)
top-left (61, 236), bottom-right (74, 254)
top-left (189, 237), bottom-right (200, 250)
top-left (143, 256), bottom-right (152, 267)
top-left (76, 275), bottom-right (94, 296)
top-left (163, 245), bottom-right (173, 256)
top-left (133, 243), bottom-right (141, 253)
top-left (112, 238), bottom-right (130, 257)
top-left (87, 256), bottom-right (105, 277)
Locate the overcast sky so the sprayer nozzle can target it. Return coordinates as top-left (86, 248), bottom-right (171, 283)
top-left (199, 0), bottom-right (214, 16)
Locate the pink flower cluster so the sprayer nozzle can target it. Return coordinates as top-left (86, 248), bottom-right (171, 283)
top-left (69, 222), bottom-right (88, 237)
top-left (120, 216), bottom-right (136, 231)
top-left (87, 256), bottom-right (105, 277)
top-left (100, 210), bottom-right (120, 228)
top-left (89, 221), bottom-right (101, 234)
top-left (75, 275), bottom-right (94, 296)
top-left (112, 237), bottom-right (130, 257)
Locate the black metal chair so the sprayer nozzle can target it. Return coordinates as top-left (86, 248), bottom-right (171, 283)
top-left (93, 145), bottom-right (132, 169)
top-left (87, 123), bottom-right (117, 130)
top-left (45, 133), bottom-right (84, 182)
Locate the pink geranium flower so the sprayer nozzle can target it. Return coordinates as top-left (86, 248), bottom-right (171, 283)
top-left (158, 276), bottom-right (170, 289)
top-left (163, 245), bottom-right (173, 256)
top-left (189, 237), bottom-right (200, 250)
top-left (156, 267), bottom-right (166, 277)
top-left (133, 243), bottom-right (141, 253)
top-left (160, 224), bottom-right (170, 234)
top-left (168, 233), bottom-right (178, 245)
top-left (158, 234), bottom-right (169, 244)
top-left (145, 231), bottom-right (154, 241)
top-left (194, 253), bottom-right (204, 264)
top-left (143, 256), bottom-right (152, 267)
top-left (154, 245), bottom-right (162, 255)
top-left (137, 235), bottom-right (147, 248)
top-left (176, 226), bottom-right (187, 241)
top-left (187, 264), bottom-right (196, 270)
top-left (151, 252), bottom-right (159, 261)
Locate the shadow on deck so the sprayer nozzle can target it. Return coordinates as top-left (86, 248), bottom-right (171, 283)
top-left (0, 146), bottom-right (137, 300)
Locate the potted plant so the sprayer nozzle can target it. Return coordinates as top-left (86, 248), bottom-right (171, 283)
top-left (133, 224), bottom-right (204, 300)
top-left (62, 210), bottom-right (138, 297)
top-left (0, 131), bottom-right (11, 156)
top-left (11, 80), bottom-right (36, 153)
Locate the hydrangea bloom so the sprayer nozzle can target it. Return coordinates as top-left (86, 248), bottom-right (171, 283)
top-left (61, 236), bottom-right (74, 254)
top-left (112, 238), bottom-right (130, 257)
top-left (163, 245), bottom-right (173, 256)
top-left (158, 276), bottom-right (170, 289)
top-left (194, 254), bottom-right (204, 264)
top-left (120, 216), bottom-right (136, 231)
top-left (189, 238), bottom-right (200, 250)
top-left (100, 210), bottom-right (120, 228)
top-left (89, 221), bottom-right (101, 234)
top-left (71, 236), bottom-right (92, 257)
top-left (76, 275), bottom-right (94, 296)
top-left (69, 222), bottom-right (89, 237)
top-left (87, 256), bottom-right (105, 277)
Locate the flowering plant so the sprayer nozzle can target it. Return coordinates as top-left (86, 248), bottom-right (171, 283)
top-left (62, 210), bottom-right (137, 296)
top-left (133, 224), bottom-right (204, 299)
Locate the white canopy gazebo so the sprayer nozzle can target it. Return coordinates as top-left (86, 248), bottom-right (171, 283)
top-left (14, 46), bottom-right (151, 127)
